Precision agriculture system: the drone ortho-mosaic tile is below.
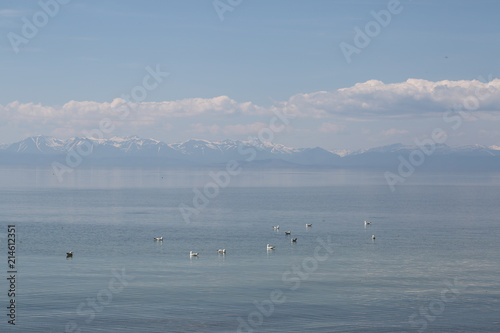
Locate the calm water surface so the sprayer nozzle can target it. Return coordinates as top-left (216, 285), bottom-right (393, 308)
top-left (0, 167), bottom-right (499, 332)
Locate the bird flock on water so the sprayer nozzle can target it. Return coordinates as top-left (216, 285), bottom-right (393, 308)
top-left (67, 220), bottom-right (377, 258)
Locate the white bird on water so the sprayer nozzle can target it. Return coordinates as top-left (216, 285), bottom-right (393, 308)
top-left (285, 231), bottom-right (291, 235)
top-left (267, 244), bottom-right (275, 250)
top-left (364, 221), bottom-right (371, 226)
top-left (190, 251), bottom-right (199, 257)
top-left (154, 237), bottom-right (163, 241)
top-left (306, 223), bottom-right (312, 227)
top-left (372, 235), bottom-right (376, 240)
top-left (273, 225), bottom-right (280, 230)
top-left (217, 249), bottom-right (226, 254)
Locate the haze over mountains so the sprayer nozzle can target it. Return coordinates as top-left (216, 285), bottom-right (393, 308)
top-left (1, 135), bottom-right (500, 171)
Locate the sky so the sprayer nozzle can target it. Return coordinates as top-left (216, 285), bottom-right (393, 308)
top-left (1, 0), bottom-right (500, 151)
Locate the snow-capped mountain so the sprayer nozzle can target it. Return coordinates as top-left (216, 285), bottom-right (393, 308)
top-left (5, 136), bottom-right (68, 154)
top-left (1, 135), bottom-right (499, 170)
top-left (352, 143), bottom-right (499, 156)
top-left (0, 135), bottom-right (336, 166)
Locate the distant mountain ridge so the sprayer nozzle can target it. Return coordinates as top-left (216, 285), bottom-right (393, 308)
top-left (1, 135), bottom-right (500, 170)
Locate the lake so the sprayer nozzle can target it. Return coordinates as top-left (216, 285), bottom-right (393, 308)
top-left (1, 167), bottom-right (499, 332)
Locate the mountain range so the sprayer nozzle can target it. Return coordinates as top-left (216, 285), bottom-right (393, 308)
top-left (1, 135), bottom-right (500, 171)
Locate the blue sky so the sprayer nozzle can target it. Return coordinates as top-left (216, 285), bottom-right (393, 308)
top-left (1, 0), bottom-right (500, 150)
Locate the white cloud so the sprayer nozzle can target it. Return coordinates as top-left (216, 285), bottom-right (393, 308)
top-left (1, 78), bottom-right (500, 143)
top-left (285, 78), bottom-right (500, 118)
top-left (0, 96), bottom-right (267, 133)
top-left (0, 95), bottom-right (266, 124)
top-left (2, 79), bottom-right (499, 126)
top-left (138, 96), bottom-right (266, 117)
